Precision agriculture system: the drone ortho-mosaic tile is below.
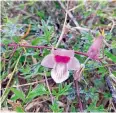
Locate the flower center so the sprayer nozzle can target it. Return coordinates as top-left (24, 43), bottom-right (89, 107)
top-left (54, 55), bottom-right (70, 63)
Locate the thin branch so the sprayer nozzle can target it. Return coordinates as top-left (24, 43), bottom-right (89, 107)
top-left (1, 78), bottom-right (52, 90)
top-left (74, 80), bottom-right (83, 112)
top-left (7, 43), bottom-right (89, 57)
top-left (69, 3), bottom-right (84, 12)
top-left (55, 6), bottom-right (68, 48)
top-left (58, 1), bottom-right (97, 34)
top-left (58, 1), bottom-right (80, 28)
top-left (110, 19), bottom-right (115, 33)
top-left (44, 71), bottom-right (54, 104)
top-left (1, 54), bottom-right (21, 104)
top-left (7, 43), bottom-right (102, 61)
top-left (71, 26), bottom-right (97, 34)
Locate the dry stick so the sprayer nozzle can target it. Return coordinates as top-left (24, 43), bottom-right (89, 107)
top-left (58, 1), bottom-right (97, 34)
top-left (44, 71), bottom-right (54, 104)
top-left (71, 26), bottom-right (96, 33)
top-left (1, 78), bottom-right (52, 90)
top-left (58, 0), bottom-right (80, 28)
top-left (74, 58), bottom-right (89, 111)
top-left (1, 54), bottom-right (21, 104)
top-left (74, 80), bottom-right (83, 112)
top-left (69, 3), bottom-right (84, 12)
top-left (110, 19), bottom-right (116, 33)
top-left (55, 8), bottom-right (68, 48)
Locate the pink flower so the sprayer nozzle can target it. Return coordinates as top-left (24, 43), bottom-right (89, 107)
top-left (87, 35), bottom-right (103, 60)
top-left (41, 49), bottom-right (80, 83)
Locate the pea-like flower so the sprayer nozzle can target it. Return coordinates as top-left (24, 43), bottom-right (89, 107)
top-left (87, 35), bottom-right (103, 60)
top-left (41, 49), bottom-right (80, 83)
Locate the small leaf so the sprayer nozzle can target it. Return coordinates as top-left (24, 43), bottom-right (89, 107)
top-left (105, 50), bottom-right (116, 63)
top-left (10, 88), bottom-right (25, 101)
top-left (25, 84), bottom-right (48, 102)
top-left (36, 11), bottom-right (45, 19)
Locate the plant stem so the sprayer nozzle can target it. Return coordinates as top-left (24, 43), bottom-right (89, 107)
top-left (44, 71), bottom-right (54, 104)
top-left (74, 80), bottom-right (83, 112)
top-left (8, 43), bottom-right (88, 57)
top-left (55, 5), bottom-right (68, 48)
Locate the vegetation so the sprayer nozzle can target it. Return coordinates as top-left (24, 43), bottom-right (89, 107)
top-left (1, 0), bottom-right (116, 112)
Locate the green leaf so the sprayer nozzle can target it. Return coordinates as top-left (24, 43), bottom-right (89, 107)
top-left (10, 88), bottom-right (25, 101)
top-left (50, 100), bottom-right (64, 112)
top-left (70, 105), bottom-right (77, 112)
top-left (25, 63), bottom-right (40, 78)
top-left (98, 67), bottom-right (107, 75)
top-left (103, 92), bottom-right (112, 99)
top-left (87, 102), bottom-right (106, 112)
top-left (25, 84), bottom-right (48, 102)
top-left (36, 11), bottom-right (45, 19)
top-left (16, 106), bottom-right (25, 112)
top-left (31, 36), bottom-right (46, 45)
top-left (13, 36), bottom-right (20, 43)
top-left (52, 83), bottom-right (72, 99)
top-left (105, 50), bottom-right (116, 63)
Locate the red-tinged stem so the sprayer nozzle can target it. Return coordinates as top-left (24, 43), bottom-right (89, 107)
top-left (7, 43), bottom-right (89, 57)
top-left (2, 43), bottom-right (101, 61)
top-left (74, 51), bottom-right (88, 57)
top-left (74, 80), bottom-right (83, 112)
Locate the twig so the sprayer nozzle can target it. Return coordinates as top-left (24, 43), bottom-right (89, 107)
top-left (21, 24), bottom-right (31, 39)
top-left (69, 3), bottom-right (84, 12)
top-left (58, 1), bottom-right (80, 28)
top-left (17, 9), bottom-right (39, 21)
top-left (55, 6), bottom-right (68, 48)
top-left (74, 80), bottom-right (83, 112)
top-left (1, 54), bottom-right (21, 104)
top-left (9, 46), bottom-right (18, 60)
top-left (103, 39), bottom-right (111, 47)
top-left (88, 3), bottom-right (100, 29)
top-left (1, 78), bottom-right (52, 90)
top-left (110, 19), bottom-right (116, 33)
top-left (58, 1), bottom-right (97, 34)
top-left (7, 43), bottom-right (102, 61)
top-left (71, 26), bottom-right (97, 34)
top-left (7, 43), bottom-right (89, 57)
top-left (8, 43), bottom-right (51, 49)
top-left (73, 58), bottom-right (89, 111)
top-left (44, 71), bottom-right (54, 104)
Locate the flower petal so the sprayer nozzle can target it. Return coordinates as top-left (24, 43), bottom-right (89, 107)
top-left (53, 49), bottom-right (74, 58)
top-left (51, 70), bottom-right (69, 83)
top-left (51, 63), bottom-right (69, 83)
top-left (41, 54), bottom-right (55, 68)
top-left (68, 57), bottom-right (80, 70)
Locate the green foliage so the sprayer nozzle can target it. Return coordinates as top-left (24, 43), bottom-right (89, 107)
top-left (105, 50), bottom-right (116, 63)
top-left (50, 101), bottom-right (64, 112)
top-left (15, 106), bottom-right (25, 112)
top-left (25, 84), bottom-right (48, 103)
top-left (36, 11), bottom-right (45, 19)
top-left (31, 20), bottom-right (54, 45)
top-left (52, 83), bottom-right (72, 100)
top-left (87, 103), bottom-right (106, 112)
top-left (10, 88), bottom-right (25, 102)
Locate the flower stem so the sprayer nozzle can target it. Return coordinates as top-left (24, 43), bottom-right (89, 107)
top-left (74, 80), bottom-right (83, 112)
top-left (7, 43), bottom-right (90, 57)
